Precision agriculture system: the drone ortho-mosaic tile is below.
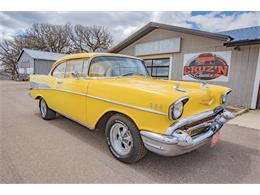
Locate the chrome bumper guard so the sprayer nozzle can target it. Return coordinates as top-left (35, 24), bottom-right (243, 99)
top-left (140, 109), bottom-right (234, 156)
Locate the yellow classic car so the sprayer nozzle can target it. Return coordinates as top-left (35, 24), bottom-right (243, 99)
top-left (29, 53), bottom-right (234, 163)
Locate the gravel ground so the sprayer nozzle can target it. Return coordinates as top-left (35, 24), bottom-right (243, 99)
top-left (1, 81), bottom-right (260, 183)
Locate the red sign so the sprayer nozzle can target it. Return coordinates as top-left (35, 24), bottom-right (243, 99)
top-left (183, 53), bottom-right (229, 81)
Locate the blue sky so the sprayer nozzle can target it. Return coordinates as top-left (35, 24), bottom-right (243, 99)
top-left (192, 11), bottom-right (241, 16)
top-left (192, 11), bottom-right (251, 16)
top-left (0, 11), bottom-right (259, 43)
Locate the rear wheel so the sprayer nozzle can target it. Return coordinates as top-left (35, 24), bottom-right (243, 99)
top-left (39, 98), bottom-right (56, 120)
top-left (105, 114), bottom-right (147, 163)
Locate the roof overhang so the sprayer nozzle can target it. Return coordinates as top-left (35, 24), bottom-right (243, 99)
top-left (109, 22), bottom-right (231, 53)
top-left (224, 39), bottom-right (260, 47)
top-left (17, 49), bottom-right (25, 63)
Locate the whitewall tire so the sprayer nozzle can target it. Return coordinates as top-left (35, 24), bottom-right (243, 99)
top-left (39, 98), bottom-right (56, 120)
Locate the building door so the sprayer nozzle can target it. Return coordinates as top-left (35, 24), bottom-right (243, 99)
top-left (143, 58), bottom-right (170, 79)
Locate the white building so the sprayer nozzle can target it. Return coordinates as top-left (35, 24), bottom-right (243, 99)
top-left (17, 48), bottom-right (65, 76)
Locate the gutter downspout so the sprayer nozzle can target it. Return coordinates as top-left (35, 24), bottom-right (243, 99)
top-left (251, 48), bottom-right (260, 109)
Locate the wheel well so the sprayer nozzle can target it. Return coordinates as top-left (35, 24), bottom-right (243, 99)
top-left (35, 96), bottom-right (42, 100)
top-left (95, 111), bottom-right (137, 131)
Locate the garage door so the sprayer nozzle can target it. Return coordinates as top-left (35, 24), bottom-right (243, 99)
top-left (34, 60), bottom-right (54, 75)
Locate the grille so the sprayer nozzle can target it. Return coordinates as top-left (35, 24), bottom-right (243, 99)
top-left (179, 115), bottom-right (216, 137)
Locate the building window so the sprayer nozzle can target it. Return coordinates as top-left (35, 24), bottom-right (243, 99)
top-left (144, 58), bottom-right (170, 79)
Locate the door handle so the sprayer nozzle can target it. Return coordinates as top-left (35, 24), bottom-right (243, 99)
top-left (57, 81), bottom-right (63, 84)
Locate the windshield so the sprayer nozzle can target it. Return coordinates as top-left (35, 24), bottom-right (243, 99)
top-left (88, 56), bottom-right (149, 77)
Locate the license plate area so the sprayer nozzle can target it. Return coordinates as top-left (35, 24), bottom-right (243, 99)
top-left (210, 131), bottom-right (220, 147)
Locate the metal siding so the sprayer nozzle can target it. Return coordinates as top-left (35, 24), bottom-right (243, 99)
top-left (119, 44), bottom-right (135, 56)
top-left (135, 38), bottom-right (181, 56)
top-left (246, 46), bottom-right (258, 107)
top-left (17, 52), bottom-right (34, 74)
top-left (17, 52), bottom-right (34, 69)
top-left (174, 46), bottom-right (259, 108)
top-left (34, 60), bottom-right (55, 75)
top-left (110, 22), bottom-right (230, 53)
top-left (251, 48), bottom-right (260, 109)
top-left (257, 84), bottom-right (260, 109)
top-left (118, 29), bottom-right (260, 108)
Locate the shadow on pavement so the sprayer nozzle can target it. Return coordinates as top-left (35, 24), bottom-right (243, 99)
top-left (44, 114), bottom-right (260, 183)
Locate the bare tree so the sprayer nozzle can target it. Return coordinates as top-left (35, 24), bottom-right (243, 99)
top-left (26, 24), bottom-right (72, 53)
top-left (0, 23), bottom-right (114, 79)
top-left (0, 34), bottom-right (41, 79)
top-left (69, 25), bottom-right (113, 52)
top-left (0, 39), bottom-right (20, 79)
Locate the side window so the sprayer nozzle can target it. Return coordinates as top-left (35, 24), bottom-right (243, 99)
top-left (65, 59), bottom-right (84, 78)
top-left (52, 62), bottom-right (66, 78)
top-left (88, 58), bottom-right (106, 77)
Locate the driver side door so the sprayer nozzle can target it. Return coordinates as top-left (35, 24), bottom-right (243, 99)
top-left (55, 59), bottom-right (90, 124)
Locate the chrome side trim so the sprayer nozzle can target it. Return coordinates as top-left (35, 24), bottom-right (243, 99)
top-left (87, 94), bottom-right (167, 116)
top-left (54, 88), bottom-right (86, 97)
top-left (31, 86), bottom-right (87, 97)
top-left (30, 81), bottom-right (51, 89)
top-left (31, 87), bottom-right (167, 116)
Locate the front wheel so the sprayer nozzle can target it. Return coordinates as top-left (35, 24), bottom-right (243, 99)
top-left (105, 114), bottom-right (147, 163)
top-left (39, 98), bottom-right (56, 120)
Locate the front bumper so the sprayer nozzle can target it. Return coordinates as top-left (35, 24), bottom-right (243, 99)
top-left (140, 108), bottom-right (234, 156)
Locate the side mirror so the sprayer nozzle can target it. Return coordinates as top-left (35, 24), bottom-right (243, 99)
top-left (72, 72), bottom-right (80, 79)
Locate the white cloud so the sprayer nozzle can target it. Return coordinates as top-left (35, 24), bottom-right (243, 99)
top-left (189, 12), bottom-right (260, 32)
top-left (0, 11), bottom-right (259, 43)
top-left (151, 11), bottom-right (193, 28)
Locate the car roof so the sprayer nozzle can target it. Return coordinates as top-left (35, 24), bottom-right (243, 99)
top-left (52, 52), bottom-right (141, 67)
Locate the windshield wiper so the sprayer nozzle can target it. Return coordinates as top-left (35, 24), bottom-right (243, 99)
top-left (120, 72), bottom-right (145, 77)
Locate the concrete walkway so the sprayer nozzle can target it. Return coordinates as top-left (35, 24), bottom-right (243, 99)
top-left (228, 110), bottom-right (260, 130)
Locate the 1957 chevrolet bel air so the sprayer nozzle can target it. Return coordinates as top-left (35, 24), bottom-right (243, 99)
top-left (30, 53), bottom-right (234, 163)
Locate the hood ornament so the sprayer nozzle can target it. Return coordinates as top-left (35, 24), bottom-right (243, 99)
top-left (174, 83), bottom-right (186, 93)
top-left (201, 82), bottom-right (209, 88)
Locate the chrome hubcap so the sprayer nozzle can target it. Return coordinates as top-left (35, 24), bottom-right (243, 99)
top-left (110, 122), bottom-right (133, 156)
top-left (40, 100), bottom-right (47, 117)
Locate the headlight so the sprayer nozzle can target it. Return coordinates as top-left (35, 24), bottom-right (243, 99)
top-left (173, 101), bottom-right (184, 119)
top-left (221, 94), bottom-right (228, 104)
top-left (221, 90), bottom-right (232, 104)
top-left (169, 97), bottom-right (188, 120)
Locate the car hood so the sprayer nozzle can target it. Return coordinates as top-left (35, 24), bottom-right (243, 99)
top-left (88, 76), bottom-right (229, 117)
top-left (112, 76), bottom-right (224, 97)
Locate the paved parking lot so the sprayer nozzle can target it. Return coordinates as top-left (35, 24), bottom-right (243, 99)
top-left (1, 81), bottom-right (260, 183)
